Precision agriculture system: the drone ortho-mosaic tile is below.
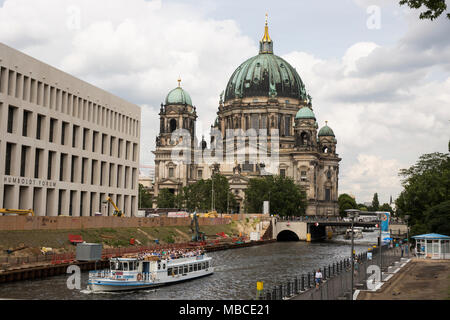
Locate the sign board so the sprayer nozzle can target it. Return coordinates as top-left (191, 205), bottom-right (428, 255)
top-left (250, 232), bottom-right (260, 241)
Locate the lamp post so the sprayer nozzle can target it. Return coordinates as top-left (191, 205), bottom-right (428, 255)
top-left (345, 209), bottom-right (360, 300)
top-left (405, 215), bottom-right (410, 257)
top-left (377, 212), bottom-right (383, 282)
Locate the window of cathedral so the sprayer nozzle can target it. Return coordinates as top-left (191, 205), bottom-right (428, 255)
top-left (280, 169), bottom-right (286, 177)
top-left (198, 170), bottom-right (203, 179)
top-left (169, 167), bottom-right (174, 178)
top-left (169, 119), bottom-right (177, 133)
top-left (301, 171), bottom-right (307, 181)
top-left (261, 114), bottom-right (267, 129)
top-left (325, 188), bottom-right (331, 201)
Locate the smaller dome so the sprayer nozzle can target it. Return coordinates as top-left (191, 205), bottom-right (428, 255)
top-left (295, 107), bottom-right (316, 120)
top-left (165, 86), bottom-right (193, 106)
top-left (318, 122), bottom-right (335, 137)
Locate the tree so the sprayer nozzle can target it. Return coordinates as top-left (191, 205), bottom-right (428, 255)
top-left (181, 174), bottom-right (237, 213)
top-left (370, 193), bottom-right (380, 211)
top-left (245, 175), bottom-right (307, 216)
top-left (379, 203), bottom-right (394, 214)
top-left (156, 188), bottom-right (176, 208)
top-left (399, 0), bottom-right (450, 20)
top-left (138, 183), bottom-right (153, 208)
top-left (425, 200), bottom-right (450, 235)
top-left (338, 194), bottom-right (358, 217)
top-left (395, 152), bottom-right (450, 236)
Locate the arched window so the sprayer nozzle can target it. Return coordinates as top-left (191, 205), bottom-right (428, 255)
top-left (300, 132), bottom-right (309, 145)
top-left (322, 146), bottom-right (328, 153)
top-left (169, 119), bottom-right (177, 133)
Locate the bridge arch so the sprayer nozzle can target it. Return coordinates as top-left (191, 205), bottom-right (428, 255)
top-left (277, 230), bottom-right (300, 241)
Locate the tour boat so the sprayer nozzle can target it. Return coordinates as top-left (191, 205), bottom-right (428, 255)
top-left (344, 228), bottom-right (363, 240)
top-left (87, 252), bottom-right (213, 292)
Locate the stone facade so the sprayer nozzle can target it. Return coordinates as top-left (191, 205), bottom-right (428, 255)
top-left (153, 20), bottom-right (340, 215)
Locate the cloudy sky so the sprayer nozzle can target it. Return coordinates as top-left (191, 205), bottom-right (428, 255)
top-left (1, 0), bottom-right (449, 204)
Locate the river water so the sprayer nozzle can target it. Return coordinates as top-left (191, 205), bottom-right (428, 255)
top-left (0, 233), bottom-right (378, 300)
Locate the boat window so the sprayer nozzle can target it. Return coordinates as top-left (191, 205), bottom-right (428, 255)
top-left (158, 262), bottom-right (161, 270)
top-left (194, 264), bottom-right (198, 271)
top-left (162, 263), bottom-right (166, 269)
top-left (168, 267), bottom-right (173, 276)
top-left (173, 267), bottom-right (178, 275)
top-left (183, 265), bottom-right (188, 274)
top-left (206, 261), bottom-right (209, 268)
top-left (123, 262), bottom-right (129, 271)
top-left (189, 264), bottom-right (193, 272)
top-left (110, 261), bottom-right (118, 270)
top-left (200, 263), bottom-right (204, 270)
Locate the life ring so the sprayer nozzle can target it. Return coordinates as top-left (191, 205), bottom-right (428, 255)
top-left (137, 273), bottom-right (142, 281)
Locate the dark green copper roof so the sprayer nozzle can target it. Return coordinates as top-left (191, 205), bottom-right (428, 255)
top-left (224, 20), bottom-right (307, 102)
top-left (295, 107), bottom-right (316, 120)
top-left (224, 53), bottom-right (307, 102)
top-left (318, 124), bottom-right (335, 137)
top-left (165, 86), bottom-right (193, 106)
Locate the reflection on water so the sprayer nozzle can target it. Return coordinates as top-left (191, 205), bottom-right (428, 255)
top-left (0, 237), bottom-right (375, 300)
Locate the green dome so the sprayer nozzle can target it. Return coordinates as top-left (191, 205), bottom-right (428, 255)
top-left (318, 123), bottom-right (335, 137)
top-left (165, 86), bottom-right (192, 106)
top-left (224, 20), bottom-right (307, 102)
top-left (295, 107), bottom-right (316, 120)
top-left (224, 53), bottom-right (307, 102)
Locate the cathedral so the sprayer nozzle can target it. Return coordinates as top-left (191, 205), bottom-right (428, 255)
top-left (152, 17), bottom-right (341, 216)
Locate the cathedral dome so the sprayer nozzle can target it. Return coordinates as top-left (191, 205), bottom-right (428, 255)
top-left (318, 122), bottom-right (335, 137)
top-left (165, 80), bottom-right (192, 106)
top-left (295, 107), bottom-right (316, 120)
top-left (224, 17), bottom-right (307, 102)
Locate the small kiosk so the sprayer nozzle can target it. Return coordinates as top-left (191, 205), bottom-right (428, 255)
top-left (411, 233), bottom-right (450, 259)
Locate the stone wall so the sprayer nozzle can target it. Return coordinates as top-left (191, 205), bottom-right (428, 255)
top-left (0, 216), bottom-right (231, 231)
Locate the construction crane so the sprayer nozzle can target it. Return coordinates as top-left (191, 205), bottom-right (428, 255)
top-left (190, 212), bottom-right (205, 242)
top-left (104, 197), bottom-right (124, 217)
top-left (0, 209), bottom-right (35, 216)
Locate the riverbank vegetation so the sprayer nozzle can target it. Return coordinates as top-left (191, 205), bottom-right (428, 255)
top-left (395, 152), bottom-right (450, 236)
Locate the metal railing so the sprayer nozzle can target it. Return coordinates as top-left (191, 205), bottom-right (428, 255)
top-left (259, 246), bottom-right (404, 300)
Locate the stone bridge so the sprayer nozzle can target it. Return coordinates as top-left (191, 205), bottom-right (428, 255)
top-left (271, 217), bottom-right (382, 242)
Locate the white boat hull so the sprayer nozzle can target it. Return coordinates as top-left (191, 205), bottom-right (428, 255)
top-left (88, 268), bottom-right (214, 292)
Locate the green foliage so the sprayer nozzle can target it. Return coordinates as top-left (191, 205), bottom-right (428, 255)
top-left (138, 183), bottom-right (153, 209)
top-left (399, 0), bottom-right (450, 20)
top-left (424, 200), bottom-right (450, 235)
top-left (181, 174), bottom-right (236, 213)
top-left (379, 203), bottom-right (394, 214)
top-left (371, 193), bottom-right (380, 211)
top-left (338, 194), bottom-right (358, 217)
top-left (156, 188), bottom-right (176, 208)
top-left (395, 152), bottom-right (450, 236)
top-left (244, 175), bottom-right (307, 216)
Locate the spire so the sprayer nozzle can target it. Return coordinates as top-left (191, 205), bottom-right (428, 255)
top-left (259, 13), bottom-right (273, 54)
top-left (177, 77), bottom-right (181, 87)
top-left (262, 13), bottom-right (271, 42)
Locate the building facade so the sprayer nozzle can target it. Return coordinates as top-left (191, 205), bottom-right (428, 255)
top-left (153, 19), bottom-right (341, 215)
top-left (0, 43), bottom-right (141, 217)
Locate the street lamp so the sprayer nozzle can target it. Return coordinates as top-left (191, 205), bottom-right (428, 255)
top-left (377, 212), bottom-right (384, 282)
top-left (405, 215), bottom-right (410, 256)
top-left (345, 209), bottom-right (360, 300)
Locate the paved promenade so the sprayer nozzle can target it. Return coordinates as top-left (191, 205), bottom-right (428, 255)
top-left (357, 258), bottom-right (450, 300)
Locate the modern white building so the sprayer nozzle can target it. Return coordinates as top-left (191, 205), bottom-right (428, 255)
top-left (0, 42), bottom-right (141, 217)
